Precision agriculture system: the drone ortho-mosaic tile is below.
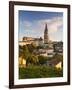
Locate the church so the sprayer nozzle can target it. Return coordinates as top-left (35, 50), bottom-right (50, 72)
top-left (19, 24), bottom-right (63, 68)
top-left (19, 23), bottom-right (53, 48)
top-left (19, 24), bottom-right (54, 68)
top-left (19, 24), bottom-right (53, 49)
top-left (44, 23), bottom-right (49, 44)
top-left (43, 24), bottom-right (53, 49)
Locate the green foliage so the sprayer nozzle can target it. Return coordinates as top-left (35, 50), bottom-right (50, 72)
top-left (31, 43), bottom-right (37, 49)
top-left (19, 65), bottom-right (63, 79)
top-left (22, 45), bottom-right (30, 60)
top-left (46, 54), bottom-right (63, 62)
top-left (19, 45), bottom-right (38, 65)
top-left (27, 44), bottom-right (37, 53)
top-left (53, 44), bottom-right (56, 52)
top-left (38, 55), bottom-right (48, 65)
top-left (27, 54), bottom-right (38, 65)
top-left (27, 44), bottom-right (34, 53)
top-left (36, 46), bottom-right (44, 49)
top-left (19, 45), bottom-right (63, 66)
top-left (19, 45), bottom-right (63, 79)
top-left (19, 45), bottom-right (24, 57)
top-left (19, 45), bottom-right (30, 64)
top-left (53, 54), bottom-right (63, 61)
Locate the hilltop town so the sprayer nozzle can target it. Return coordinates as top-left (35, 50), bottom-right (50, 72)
top-left (19, 24), bottom-right (63, 66)
top-left (19, 24), bottom-right (63, 79)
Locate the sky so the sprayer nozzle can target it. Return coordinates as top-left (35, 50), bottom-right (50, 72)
top-left (19, 10), bottom-right (63, 41)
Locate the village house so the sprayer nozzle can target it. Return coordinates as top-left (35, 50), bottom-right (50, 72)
top-left (33, 48), bottom-right (54, 57)
top-left (19, 37), bottom-right (43, 46)
top-left (53, 41), bottom-right (63, 55)
top-left (19, 24), bottom-right (63, 68)
top-left (46, 60), bottom-right (62, 69)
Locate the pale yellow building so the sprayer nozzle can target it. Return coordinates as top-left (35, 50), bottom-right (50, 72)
top-left (19, 37), bottom-right (43, 46)
top-left (19, 57), bottom-right (26, 68)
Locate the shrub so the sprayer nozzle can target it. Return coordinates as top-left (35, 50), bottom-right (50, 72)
top-left (19, 65), bottom-right (63, 79)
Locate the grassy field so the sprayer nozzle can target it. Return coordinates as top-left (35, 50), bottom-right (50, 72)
top-left (19, 65), bottom-right (63, 79)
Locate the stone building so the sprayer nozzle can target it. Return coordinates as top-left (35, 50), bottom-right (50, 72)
top-left (44, 24), bottom-right (49, 44)
top-left (19, 37), bottom-right (43, 46)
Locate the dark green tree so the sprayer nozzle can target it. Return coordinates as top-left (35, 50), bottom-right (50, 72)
top-left (38, 55), bottom-right (48, 65)
top-left (27, 54), bottom-right (38, 65)
top-left (19, 45), bottom-right (30, 60)
top-left (22, 45), bottom-right (30, 60)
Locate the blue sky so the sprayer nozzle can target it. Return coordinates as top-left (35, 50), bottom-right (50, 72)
top-left (19, 10), bottom-right (63, 41)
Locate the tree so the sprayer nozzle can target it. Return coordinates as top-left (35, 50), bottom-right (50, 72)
top-left (38, 55), bottom-right (48, 65)
top-left (31, 43), bottom-right (37, 49)
top-left (27, 54), bottom-right (38, 65)
top-left (22, 45), bottom-right (30, 60)
top-left (19, 45), bottom-right (24, 57)
top-left (19, 45), bottom-right (30, 60)
top-left (27, 44), bottom-right (36, 53)
top-left (37, 46), bottom-right (43, 49)
top-left (53, 54), bottom-right (63, 61)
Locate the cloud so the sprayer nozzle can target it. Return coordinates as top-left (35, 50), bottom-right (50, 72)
top-left (49, 36), bottom-right (57, 41)
top-left (23, 21), bottom-right (32, 27)
top-left (20, 16), bottom-right (63, 34)
top-left (37, 16), bottom-right (63, 33)
top-left (19, 16), bottom-right (63, 41)
top-left (20, 20), bottom-right (32, 29)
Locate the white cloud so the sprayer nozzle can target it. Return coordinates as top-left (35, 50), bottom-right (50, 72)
top-left (20, 16), bottom-right (63, 34)
top-left (37, 16), bottom-right (63, 33)
top-left (49, 36), bottom-right (57, 41)
top-left (23, 21), bottom-right (32, 27)
top-left (19, 16), bottom-right (63, 41)
top-left (20, 20), bottom-right (32, 29)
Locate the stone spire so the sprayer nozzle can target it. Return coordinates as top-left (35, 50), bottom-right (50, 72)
top-left (44, 24), bottom-right (49, 44)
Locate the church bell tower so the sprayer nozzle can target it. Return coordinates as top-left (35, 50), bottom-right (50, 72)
top-left (44, 24), bottom-right (49, 44)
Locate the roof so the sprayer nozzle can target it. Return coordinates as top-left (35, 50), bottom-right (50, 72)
top-left (47, 59), bottom-right (62, 66)
top-left (39, 37), bottom-right (43, 41)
